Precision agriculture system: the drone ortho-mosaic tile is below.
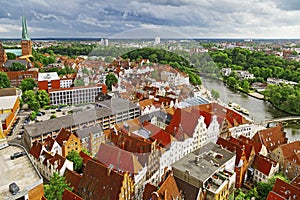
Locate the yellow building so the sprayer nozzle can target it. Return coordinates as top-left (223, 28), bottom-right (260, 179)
top-left (55, 128), bottom-right (82, 157)
top-left (0, 88), bottom-right (20, 138)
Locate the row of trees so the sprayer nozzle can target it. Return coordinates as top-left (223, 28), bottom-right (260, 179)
top-left (37, 42), bottom-right (96, 57)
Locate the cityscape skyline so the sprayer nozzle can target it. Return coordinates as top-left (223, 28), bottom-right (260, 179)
top-left (0, 0), bottom-right (300, 39)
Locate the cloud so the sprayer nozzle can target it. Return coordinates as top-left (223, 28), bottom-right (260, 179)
top-left (0, 0), bottom-right (299, 38)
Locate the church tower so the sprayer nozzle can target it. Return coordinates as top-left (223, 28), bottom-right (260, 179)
top-left (0, 42), bottom-right (7, 67)
top-left (21, 16), bottom-right (32, 56)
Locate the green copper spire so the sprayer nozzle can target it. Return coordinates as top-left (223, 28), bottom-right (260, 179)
top-left (22, 16), bottom-right (30, 40)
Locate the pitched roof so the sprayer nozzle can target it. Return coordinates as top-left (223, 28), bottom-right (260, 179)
top-left (239, 135), bottom-right (263, 155)
top-left (266, 191), bottom-right (286, 200)
top-left (77, 160), bottom-right (127, 200)
top-left (268, 178), bottom-right (300, 200)
top-left (216, 137), bottom-right (244, 166)
top-left (143, 121), bottom-right (174, 148)
top-left (55, 128), bottom-right (73, 146)
top-left (276, 141), bottom-right (300, 159)
top-left (252, 154), bottom-right (278, 176)
top-left (76, 124), bottom-right (103, 139)
top-left (49, 153), bottom-right (67, 170)
top-left (143, 183), bottom-right (157, 200)
top-left (253, 124), bottom-right (287, 152)
top-left (64, 168), bottom-right (81, 192)
top-left (291, 175), bottom-right (300, 189)
top-left (155, 173), bottom-right (182, 200)
top-left (44, 136), bottom-right (55, 151)
top-left (62, 189), bottom-right (83, 200)
top-left (109, 130), bottom-right (153, 153)
top-left (229, 137), bottom-right (254, 160)
top-left (285, 152), bottom-right (300, 166)
top-left (79, 151), bottom-right (93, 166)
top-left (165, 108), bottom-right (199, 139)
top-left (96, 143), bottom-right (143, 174)
top-left (29, 140), bottom-right (43, 159)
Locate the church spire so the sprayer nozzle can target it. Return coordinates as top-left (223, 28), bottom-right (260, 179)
top-left (22, 16), bottom-right (30, 40)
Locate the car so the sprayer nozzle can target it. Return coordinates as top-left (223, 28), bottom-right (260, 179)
top-left (9, 182), bottom-right (20, 195)
top-left (56, 109), bottom-right (62, 112)
top-left (10, 151), bottom-right (26, 160)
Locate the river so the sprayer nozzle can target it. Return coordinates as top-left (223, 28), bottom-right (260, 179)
top-left (201, 76), bottom-right (300, 142)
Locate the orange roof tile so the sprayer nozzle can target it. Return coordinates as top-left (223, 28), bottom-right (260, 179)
top-left (29, 140), bottom-right (43, 159)
top-left (253, 124), bottom-right (288, 152)
top-left (291, 175), bottom-right (300, 189)
top-left (55, 128), bottom-right (73, 146)
top-left (77, 160), bottom-right (129, 199)
top-left (239, 135), bottom-right (263, 155)
top-left (96, 143), bottom-right (143, 174)
top-left (229, 137), bottom-right (254, 160)
top-left (62, 189), bottom-right (83, 200)
top-left (277, 141), bottom-right (300, 159)
top-left (270, 178), bottom-right (300, 200)
top-left (156, 173), bottom-right (182, 200)
top-left (252, 154), bottom-right (277, 176)
top-left (64, 168), bottom-right (81, 192)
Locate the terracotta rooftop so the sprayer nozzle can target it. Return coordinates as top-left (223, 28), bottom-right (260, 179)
top-left (64, 168), bottom-right (81, 192)
top-left (216, 137), bottom-right (244, 166)
top-left (143, 183), bottom-right (157, 200)
top-left (79, 151), bottom-right (93, 166)
top-left (253, 124), bottom-right (288, 152)
top-left (285, 152), bottom-right (300, 166)
top-left (29, 140), bottom-right (43, 159)
top-left (252, 154), bottom-right (278, 176)
top-left (96, 143), bottom-right (143, 174)
top-left (291, 175), bottom-right (300, 189)
top-left (77, 160), bottom-right (128, 199)
top-left (239, 135), bottom-right (263, 155)
top-left (229, 137), bottom-right (254, 161)
top-left (62, 189), bottom-right (83, 200)
top-left (55, 128), bottom-right (73, 147)
top-left (267, 178), bottom-right (300, 200)
top-left (276, 141), bottom-right (300, 159)
top-left (155, 173), bottom-right (182, 200)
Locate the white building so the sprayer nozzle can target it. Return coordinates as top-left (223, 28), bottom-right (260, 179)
top-left (251, 154), bottom-right (279, 183)
top-left (49, 84), bottom-right (105, 105)
top-left (230, 124), bottom-right (265, 138)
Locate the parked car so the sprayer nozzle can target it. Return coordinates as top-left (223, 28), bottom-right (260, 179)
top-left (9, 182), bottom-right (20, 195)
top-left (10, 151), bottom-right (26, 160)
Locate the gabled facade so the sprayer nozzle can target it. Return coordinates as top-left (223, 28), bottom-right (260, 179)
top-left (266, 178), bottom-right (300, 200)
top-left (55, 128), bottom-right (82, 157)
top-left (77, 160), bottom-right (135, 200)
top-left (251, 154), bottom-right (279, 183)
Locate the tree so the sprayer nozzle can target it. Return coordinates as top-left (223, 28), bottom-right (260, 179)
top-left (8, 62), bottom-right (26, 71)
top-left (44, 172), bottom-right (73, 200)
top-left (82, 149), bottom-right (92, 156)
top-left (36, 90), bottom-right (50, 107)
top-left (6, 52), bottom-right (16, 60)
top-left (66, 150), bottom-right (83, 172)
top-left (20, 78), bottom-right (37, 92)
top-left (105, 73), bottom-right (118, 90)
top-left (211, 89), bottom-right (220, 99)
top-left (22, 90), bottom-right (40, 111)
top-left (0, 72), bottom-right (11, 88)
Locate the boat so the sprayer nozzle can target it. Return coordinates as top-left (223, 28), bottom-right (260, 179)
top-left (228, 102), bottom-right (249, 115)
top-left (240, 107), bottom-right (250, 115)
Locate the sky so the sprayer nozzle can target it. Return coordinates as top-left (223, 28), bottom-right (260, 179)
top-left (0, 0), bottom-right (300, 39)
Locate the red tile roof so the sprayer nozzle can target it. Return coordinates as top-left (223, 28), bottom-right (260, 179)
top-left (229, 137), bottom-right (254, 160)
top-left (143, 183), bottom-right (157, 200)
top-left (49, 153), bottom-right (67, 170)
top-left (55, 128), bottom-right (72, 147)
top-left (96, 143), bottom-right (143, 174)
top-left (165, 108), bottom-right (199, 140)
top-left (109, 129), bottom-right (153, 153)
top-left (285, 152), bottom-right (300, 166)
top-left (62, 189), bottom-right (83, 200)
top-left (253, 124), bottom-right (287, 152)
top-left (266, 191), bottom-right (286, 200)
top-left (268, 178), bottom-right (300, 200)
top-left (252, 154), bottom-right (277, 176)
top-left (291, 175), bottom-right (300, 189)
top-left (79, 151), bottom-right (93, 166)
top-left (277, 141), bottom-right (300, 159)
top-left (64, 168), bottom-right (81, 192)
top-left (77, 160), bottom-right (129, 200)
top-left (29, 140), bottom-right (43, 159)
top-left (216, 137), bottom-right (244, 166)
top-left (44, 136), bottom-right (55, 151)
top-left (239, 135), bottom-right (263, 155)
top-left (155, 173), bottom-right (182, 200)
top-left (143, 121), bottom-right (174, 148)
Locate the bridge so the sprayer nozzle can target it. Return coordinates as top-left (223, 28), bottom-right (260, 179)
top-left (257, 116), bottom-right (300, 125)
